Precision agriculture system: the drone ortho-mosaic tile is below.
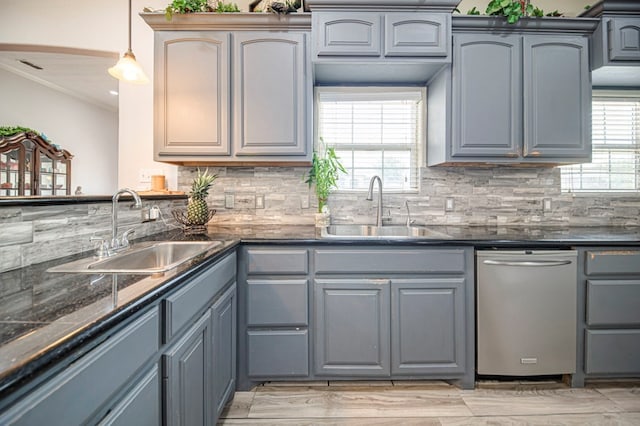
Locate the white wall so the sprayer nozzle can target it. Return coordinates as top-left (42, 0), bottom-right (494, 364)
top-left (0, 68), bottom-right (118, 194)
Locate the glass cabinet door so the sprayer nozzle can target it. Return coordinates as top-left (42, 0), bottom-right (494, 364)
top-left (0, 148), bottom-right (21, 196)
top-left (39, 154), bottom-right (54, 196)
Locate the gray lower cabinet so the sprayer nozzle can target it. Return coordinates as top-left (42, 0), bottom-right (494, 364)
top-left (238, 245), bottom-right (475, 390)
top-left (0, 251), bottom-right (238, 425)
top-left (573, 248), bottom-right (640, 386)
top-left (163, 310), bottom-right (213, 426)
top-left (98, 366), bottom-right (161, 426)
top-left (315, 279), bottom-right (391, 376)
top-left (144, 14), bottom-right (311, 164)
top-left (391, 278), bottom-right (466, 375)
top-left (212, 284), bottom-right (237, 418)
top-left (428, 18), bottom-right (594, 165)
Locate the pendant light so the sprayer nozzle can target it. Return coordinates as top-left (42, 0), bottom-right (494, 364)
top-left (108, 0), bottom-right (149, 84)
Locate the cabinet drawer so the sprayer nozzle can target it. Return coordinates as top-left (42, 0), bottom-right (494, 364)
top-left (246, 248), bottom-right (308, 275)
top-left (313, 12), bottom-right (382, 57)
top-left (587, 280), bottom-right (640, 326)
top-left (164, 253), bottom-right (236, 342)
top-left (585, 329), bottom-right (640, 374)
top-left (0, 309), bottom-right (159, 426)
top-left (384, 13), bottom-right (449, 57)
top-left (247, 279), bottom-right (308, 326)
top-left (314, 248), bottom-right (466, 274)
top-left (247, 329), bottom-right (309, 377)
top-left (585, 250), bottom-right (640, 275)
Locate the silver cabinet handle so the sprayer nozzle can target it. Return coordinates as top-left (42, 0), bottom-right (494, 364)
top-left (483, 259), bottom-right (572, 267)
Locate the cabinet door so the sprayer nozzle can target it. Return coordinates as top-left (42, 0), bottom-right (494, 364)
top-left (233, 32), bottom-right (308, 156)
top-left (313, 12), bottom-right (382, 57)
top-left (155, 31), bottom-right (230, 158)
top-left (98, 366), bottom-right (160, 426)
top-left (523, 35), bottom-right (591, 159)
top-left (314, 279), bottom-right (390, 376)
top-left (163, 310), bottom-right (212, 426)
top-left (391, 279), bottom-right (465, 375)
top-left (451, 34), bottom-right (521, 158)
top-left (608, 18), bottom-right (640, 61)
top-left (212, 283), bottom-right (237, 419)
top-left (384, 13), bottom-right (449, 57)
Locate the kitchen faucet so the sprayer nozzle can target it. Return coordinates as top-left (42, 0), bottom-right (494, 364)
top-left (110, 188), bottom-right (142, 253)
top-left (366, 175), bottom-right (383, 227)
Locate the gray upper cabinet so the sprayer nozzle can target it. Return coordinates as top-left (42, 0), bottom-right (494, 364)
top-left (384, 13), bottom-right (449, 57)
top-left (313, 12), bottom-right (449, 59)
top-left (581, 1), bottom-right (639, 86)
top-left (154, 31), bottom-right (230, 158)
top-left (429, 18), bottom-right (595, 165)
top-left (314, 12), bottom-right (382, 56)
top-left (608, 18), bottom-right (640, 61)
top-left (233, 32), bottom-right (308, 157)
top-left (523, 36), bottom-right (591, 159)
top-left (451, 34), bottom-right (521, 158)
top-left (143, 13), bottom-right (311, 164)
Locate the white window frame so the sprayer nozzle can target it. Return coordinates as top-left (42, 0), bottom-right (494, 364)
top-left (561, 90), bottom-right (640, 194)
top-left (314, 86), bottom-right (426, 193)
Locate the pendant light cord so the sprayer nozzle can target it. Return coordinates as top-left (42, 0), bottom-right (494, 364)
top-left (128, 0), bottom-right (133, 53)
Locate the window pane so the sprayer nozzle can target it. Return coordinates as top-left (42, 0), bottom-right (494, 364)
top-left (318, 88), bottom-right (422, 191)
top-left (561, 95), bottom-right (640, 192)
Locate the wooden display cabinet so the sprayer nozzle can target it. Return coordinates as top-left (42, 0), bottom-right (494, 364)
top-left (0, 132), bottom-right (73, 196)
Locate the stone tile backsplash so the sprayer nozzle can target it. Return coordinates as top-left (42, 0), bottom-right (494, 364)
top-left (0, 199), bottom-right (185, 273)
top-left (178, 165), bottom-right (640, 228)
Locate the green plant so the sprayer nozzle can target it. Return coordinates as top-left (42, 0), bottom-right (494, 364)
top-left (165, 0), bottom-right (239, 20)
top-left (0, 126), bottom-right (37, 137)
top-left (304, 139), bottom-right (346, 213)
top-left (467, 6), bottom-right (481, 15)
top-left (486, 0), bottom-right (534, 23)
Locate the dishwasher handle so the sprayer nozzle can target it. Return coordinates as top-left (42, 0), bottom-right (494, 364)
top-left (482, 259), bottom-right (573, 267)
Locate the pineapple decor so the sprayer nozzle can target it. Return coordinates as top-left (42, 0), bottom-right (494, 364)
top-left (187, 168), bottom-right (217, 225)
top-left (173, 168), bottom-right (218, 234)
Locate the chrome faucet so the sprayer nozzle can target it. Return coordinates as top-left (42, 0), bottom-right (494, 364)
top-left (366, 175), bottom-right (383, 227)
top-left (111, 188), bottom-right (142, 252)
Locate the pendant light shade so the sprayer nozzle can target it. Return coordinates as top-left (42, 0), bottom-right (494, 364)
top-left (109, 0), bottom-right (149, 84)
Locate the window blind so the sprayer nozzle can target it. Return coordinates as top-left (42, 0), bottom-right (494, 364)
top-left (561, 95), bottom-right (640, 192)
top-left (316, 88), bottom-right (423, 191)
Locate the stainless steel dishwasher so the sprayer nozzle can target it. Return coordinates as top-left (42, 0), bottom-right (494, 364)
top-left (476, 250), bottom-right (578, 376)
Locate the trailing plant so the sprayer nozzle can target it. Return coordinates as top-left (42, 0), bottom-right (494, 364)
top-left (165, 0), bottom-right (239, 20)
top-left (304, 139), bottom-right (346, 213)
top-left (0, 126), bottom-right (37, 137)
top-left (466, 6), bottom-right (481, 15)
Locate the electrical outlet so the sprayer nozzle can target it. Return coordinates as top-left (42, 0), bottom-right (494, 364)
top-left (138, 169), bottom-right (162, 184)
top-left (225, 193), bottom-right (235, 209)
top-left (256, 194), bottom-right (265, 209)
top-left (543, 198), bottom-right (552, 212)
top-left (301, 195), bottom-right (310, 209)
top-left (445, 197), bottom-right (455, 212)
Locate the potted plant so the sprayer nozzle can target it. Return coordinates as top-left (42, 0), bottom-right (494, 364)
top-left (459, 1), bottom-right (562, 23)
top-left (304, 138), bottom-right (346, 226)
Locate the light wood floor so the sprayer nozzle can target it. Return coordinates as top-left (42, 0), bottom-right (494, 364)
top-left (219, 379), bottom-right (640, 425)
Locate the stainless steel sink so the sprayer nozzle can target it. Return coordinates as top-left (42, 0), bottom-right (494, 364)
top-left (48, 241), bottom-right (223, 274)
top-left (322, 225), bottom-right (451, 239)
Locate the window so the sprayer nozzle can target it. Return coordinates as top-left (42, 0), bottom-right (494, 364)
top-left (316, 87), bottom-right (424, 191)
top-left (561, 93), bottom-right (640, 192)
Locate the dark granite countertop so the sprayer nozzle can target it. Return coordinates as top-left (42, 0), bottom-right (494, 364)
top-left (0, 229), bottom-right (238, 400)
top-left (2, 223), bottom-right (640, 400)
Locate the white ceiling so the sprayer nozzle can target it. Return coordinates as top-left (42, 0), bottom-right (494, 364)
top-left (0, 48), bottom-right (119, 111)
